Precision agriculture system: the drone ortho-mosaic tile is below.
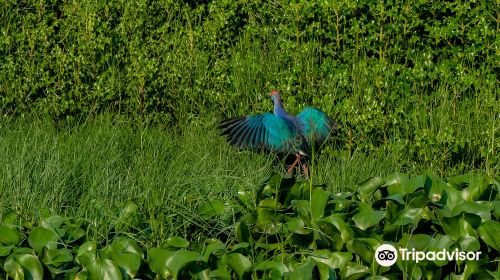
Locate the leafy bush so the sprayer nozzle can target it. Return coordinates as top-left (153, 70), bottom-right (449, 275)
top-left (1, 172), bottom-right (498, 279)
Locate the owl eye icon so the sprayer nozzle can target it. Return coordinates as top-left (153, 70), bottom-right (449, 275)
top-left (375, 244), bottom-right (398, 266)
top-left (378, 250), bottom-right (395, 261)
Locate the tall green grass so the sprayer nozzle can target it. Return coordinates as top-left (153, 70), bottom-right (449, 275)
top-left (0, 116), bottom-right (456, 246)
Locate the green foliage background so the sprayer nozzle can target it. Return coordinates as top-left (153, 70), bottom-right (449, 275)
top-left (0, 0), bottom-right (498, 172)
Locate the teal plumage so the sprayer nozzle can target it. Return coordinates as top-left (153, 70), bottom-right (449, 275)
top-left (219, 91), bottom-right (337, 173)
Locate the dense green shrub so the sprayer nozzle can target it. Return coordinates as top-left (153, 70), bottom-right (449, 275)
top-left (0, 0), bottom-right (498, 171)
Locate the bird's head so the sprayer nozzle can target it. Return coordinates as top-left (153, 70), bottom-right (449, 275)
top-left (269, 90), bottom-right (281, 103)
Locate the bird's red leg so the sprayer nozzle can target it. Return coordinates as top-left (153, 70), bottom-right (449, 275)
top-left (302, 163), bottom-right (309, 178)
top-left (287, 153), bottom-right (301, 174)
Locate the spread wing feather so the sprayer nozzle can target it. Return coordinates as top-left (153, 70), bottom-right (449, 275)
top-left (219, 113), bottom-right (299, 152)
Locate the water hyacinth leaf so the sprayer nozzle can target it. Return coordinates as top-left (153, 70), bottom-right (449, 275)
top-left (404, 234), bottom-right (432, 251)
top-left (311, 188), bottom-right (330, 221)
top-left (288, 258), bottom-right (315, 280)
top-left (458, 236), bottom-right (480, 252)
top-left (286, 217), bottom-right (307, 234)
top-left (209, 269), bottom-right (232, 280)
top-left (423, 173), bottom-right (447, 201)
top-left (0, 225), bottom-right (22, 245)
top-left (1, 211), bottom-right (18, 225)
top-left (490, 201), bottom-right (500, 219)
top-left (316, 262), bottom-right (337, 280)
top-left (28, 226), bottom-right (59, 253)
top-left (0, 244), bottom-right (14, 257)
top-left (346, 238), bottom-right (379, 263)
top-left (221, 253), bottom-right (251, 280)
top-left (339, 262), bottom-right (370, 280)
top-left (384, 173), bottom-right (410, 195)
top-left (311, 250), bottom-right (352, 270)
top-left (477, 220), bottom-right (500, 251)
top-left (401, 175), bottom-right (426, 196)
top-left (76, 241), bottom-right (98, 266)
top-left (107, 236), bottom-right (143, 278)
top-left (258, 199), bottom-right (280, 210)
top-left (236, 221), bottom-right (251, 243)
top-left (164, 250), bottom-right (204, 279)
top-left (4, 253), bottom-right (44, 280)
top-left (253, 261), bottom-right (289, 278)
top-left (452, 201), bottom-right (491, 222)
top-left (237, 190), bottom-right (254, 211)
top-left (229, 242), bottom-right (249, 253)
top-left (86, 257), bottom-right (122, 280)
top-left (62, 223), bottom-right (86, 244)
top-left (42, 248), bottom-right (73, 268)
top-left (198, 199), bottom-right (225, 219)
top-left (352, 203), bottom-right (385, 230)
top-left (148, 248), bottom-right (173, 279)
top-left (40, 215), bottom-right (66, 236)
top-left (164, 236), bottom-right (189, 249)
top-left (321, 214), bottom-right (354, 243)
top-left (202, 240), bottom-right (225, 262)
top-left (393, 208), bottom-right (424, 226)
top-left (444, 185), bottom-right (466, 210)
top-left (357, 176), bottom-right (385, 195)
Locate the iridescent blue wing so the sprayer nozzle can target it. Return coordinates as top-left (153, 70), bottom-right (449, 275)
top-left (297, 107), bottom-right (337, 146)
top-left (219, 113), bottom-right (298, 153)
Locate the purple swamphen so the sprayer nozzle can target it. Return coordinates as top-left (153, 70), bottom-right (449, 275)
top-left (219, 90), bottom-right (338, 174)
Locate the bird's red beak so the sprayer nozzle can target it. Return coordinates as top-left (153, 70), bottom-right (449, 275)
top-left (269, 90), bottom-right (279, 96)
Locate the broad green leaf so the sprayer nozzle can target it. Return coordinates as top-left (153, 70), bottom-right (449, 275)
top-left (42, 248), bottom-right (73, 267)
top-left (477, 220), bottom-right (500, 251)
top-left (357, 176), bottom-right (385, 195)
top-left (321, 214), bottom-right (354, 243)
top-left (253, 261), bottom-right (289, 278)
top-left (352, 203), bottom-right (385, 230)
top-left (76, 241), bottom-right (98, 266)
top-left (164, 236), bottom-right (189, 249)
top-left (148, 248), bottom-right (173, 279)
top-left (165, 250), bottom-right (204, 278)
top-left (229, 242), bottom-right (249, 253)
top-left (384, 173), bottom-right (410, 195)
top-left (346, 238), bottom-right (379, 263)
top-left (202, 240), bottom-right (225, 262)
top-left (198, 199), bottom-right (225, 219)
top-left (258, 199), bottom-right (280, 210)
top-left (393, 208), bottom-right (424, 226)
top-left (452, 201), bottom-right (491, 222)
top-left (311, 188), bottom-right (330, 221)
top-left (62, 223), bottom-right (86, 243)
top-left (339, 262), bottom-right (369, 280)
top-left (311, 250), bottom-right (352, 270)
top-left (107, 236), bottom-right (143, 278)
top-left (28, 226), bottom-right (59, 253)
top-left (4, 253), bottom-right (44, 280)
top-left (237, 190), bottom-right (254, 211)
top-left (86, 257), bottom-right (122, 280)
top-left (316, 262), bottom-right (337, 280)
top-left (221, 253), bottom-right (251, 280)
top-left (209, 269), bottom-right (232, 280)
top-left (0, 244), bottom-right (14, 256)
top-left (1, 210), bottom-right (18, 225)
top-left (288, 258), bottom-right (315, 280)
top-left (287, 217), bottom-right (311, 235)
top-left (0, 225), bottom-right (22, 245)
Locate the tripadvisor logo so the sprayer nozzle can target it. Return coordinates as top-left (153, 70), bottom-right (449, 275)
top-left (374, 244), bottom-right (482, 267)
